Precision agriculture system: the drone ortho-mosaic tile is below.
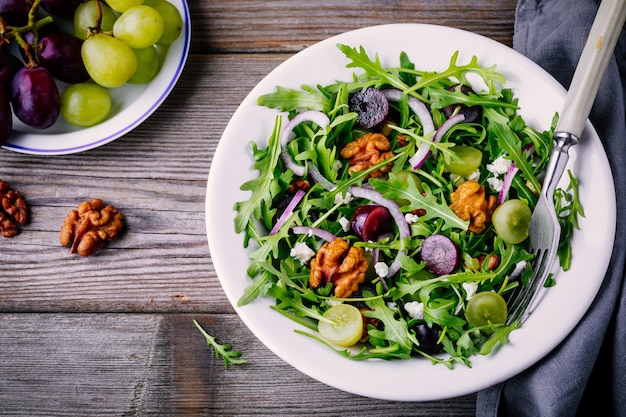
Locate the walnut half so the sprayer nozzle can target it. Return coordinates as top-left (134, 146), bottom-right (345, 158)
top-left (309, 237), bottom-right (369, 298)
top-left (0, 179), bottom-right (29, 238)
top-left (449, 180), bottom-right (497, 234)
top-left (60, 199), bottom-right (124, 256)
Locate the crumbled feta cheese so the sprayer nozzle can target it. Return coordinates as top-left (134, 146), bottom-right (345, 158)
top-left (339, 216), bottom-right (351, 232)
top-left (462, 282), bottom-right (479, 300)
top-left (487, 176), bottom-right (504, 192)
top-left (290, 241), bottom-right (315, 265)
top-left (468, 169), bottom-right (481, 181)
top-left (334, 191), bottom-right (352, 205)
top-left (404, 301), bottom-right (424, 320)
top-left (326, 299), bottom-right (343, 307)
top-left (374, 262), bottom-right (389, 278)
top-left (405, 212), bottom-right (420, 224)
top-left (387, 301), bottom-right (398, 311)
top-left (486, 156), bottom-right (512, 175)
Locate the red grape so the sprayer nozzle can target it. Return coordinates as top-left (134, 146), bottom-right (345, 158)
top-left (11, 66), bottom-right (60, 130)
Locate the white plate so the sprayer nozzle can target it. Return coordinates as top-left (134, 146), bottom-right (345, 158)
top-left (205, 24), bottom-right (616, 401)
top-left (2, 0), bottom-right (191, 155)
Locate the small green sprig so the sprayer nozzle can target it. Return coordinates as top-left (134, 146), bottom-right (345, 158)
top-left (193, 319), bottom-right (247, 369)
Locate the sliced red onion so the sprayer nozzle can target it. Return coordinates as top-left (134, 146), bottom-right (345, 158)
top-left (270, 188), bottom-right (306, 235)
top-left (408, 113), bottom-right (465, 169)
top-left (291, 225), bottom-right (336, 242)
top-left (381, 89), bottom-right (435, 135)
top-left (308, 164), bottom-right (336, 191)
top-left (349, 186), bottom-right (409, 277)
top-left (497, 162), bottom-right (519, 205)
top-left (280, 110), bottom-right (330, 177)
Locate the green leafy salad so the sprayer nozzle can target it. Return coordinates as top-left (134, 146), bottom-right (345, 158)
top-left (233, 44), bottom-right (583, 368)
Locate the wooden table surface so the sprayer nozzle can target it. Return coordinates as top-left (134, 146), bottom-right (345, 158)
top-left (1, 1), bottom-right (518, 415)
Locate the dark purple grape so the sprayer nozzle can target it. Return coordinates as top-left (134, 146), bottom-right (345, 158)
top-left (0, 52), bottom-right (23, 92)
top-left (34, 32), bottom-right (89, 84)
top-left (349, 88), bottom-right (389, 129)
top-left (441, 84), bottom-right (482, 123)
top-left (0, 0), bottom-right (33, 26)
top-left (11, 66), bottom-right (60, 129)
top-left (420, 234), bottom-right (459, 275)
top-left (351, 204), bottom-right (393, 242)
top-left (413, 322), bottom-right (443, 354)
top-left (0, 85), bottom-right (11, 145)
top-left (40, 0), bottom-right (82, 17)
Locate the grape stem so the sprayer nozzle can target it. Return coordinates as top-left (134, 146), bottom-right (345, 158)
top-left (0, 0), bottom-right (53, 68)
top-left (86, 0), bottom-right (107, 38)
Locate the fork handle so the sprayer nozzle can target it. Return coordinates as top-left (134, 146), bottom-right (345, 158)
top-left (556, 0), bottom-right (626, 138)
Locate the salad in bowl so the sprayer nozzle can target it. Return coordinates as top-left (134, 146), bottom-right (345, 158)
top-left (231, 43), bottom-right (582, 368)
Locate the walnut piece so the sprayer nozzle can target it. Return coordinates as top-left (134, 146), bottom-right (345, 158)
top-left (340, 132), bottom-right (394, 178)
top-left (60, 198), bottom-right (124, 256)
top-left (0, 179), bottom-right (29, 238)
top-left (309, 237), bottom-right (369, 298)
top-left (449, 180), bottom-right (497, 234)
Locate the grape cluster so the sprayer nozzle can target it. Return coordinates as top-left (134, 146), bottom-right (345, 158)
top-left (0, 0), bottom-right (183, 145)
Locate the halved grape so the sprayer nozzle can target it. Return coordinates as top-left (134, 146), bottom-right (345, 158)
top-left (444, 145), bottom-right (483, 177)
top-left (61, 83), bottom-right (111, 127)
top-left (113, 5), bottom-right (164, 49)
top-left (81, 34), bottom-right (137, 88)
top-left (492, 198), bottom-right (531, 244)
top-left (466, 291), bottom-right (507, 328)
top-left (318, 304), bottom-right (363, 347)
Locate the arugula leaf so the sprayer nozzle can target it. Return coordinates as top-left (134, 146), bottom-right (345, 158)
top-left (405, 51), bottom-right (506, 94)
top-left (484, 108), bottom-right (541, 193)
top-left (370, 174), bottom-right (469, 231)
top-left (337, 43), bottom-right (409, 91)
top-left (257, 85), bottom-right (332, 113)
top-left (556, 170), bottom-right (584, 270)
top-left (234, 116), bottom-right (283, 235)
top-left (363, 295), bottom-right (415, 355)
top-left (193, 319), bottom-right (247, 369)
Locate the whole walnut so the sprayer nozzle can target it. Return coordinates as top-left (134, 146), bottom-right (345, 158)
top-left (309, 237), bottom-right (369, 298)
top-left (340, 133), bottom-right (394, 178)
top-left (449, 180), bottom-right (496, 234)
top-left (60, 198), bottom-right (124, 256)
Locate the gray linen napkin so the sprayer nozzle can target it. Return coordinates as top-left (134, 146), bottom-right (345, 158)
top-left (476, 0), bottom-right (626, 416)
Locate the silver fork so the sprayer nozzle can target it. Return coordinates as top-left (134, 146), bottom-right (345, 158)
top-left (506, 0), bottom-right (626, 325)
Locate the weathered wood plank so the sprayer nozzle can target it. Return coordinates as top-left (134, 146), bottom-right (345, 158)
top-left (189, 0), bottom-right (517, 53)
top-left (0, 313), bottom-right (477, 416)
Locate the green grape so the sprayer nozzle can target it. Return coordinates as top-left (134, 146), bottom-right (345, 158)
top-left (318, 304), bottom-right (363, 347)
top-left (61, 83), bottom-right (112, 127)
top-left (82, 34), bottom-right (138, 88)
top-left (107, 0), bottom-right (144, 13)
top-left (143, 0), bottom-right (183, 45)
top-left (74, 0), bottom-right (117, 40)
top-left (492, 199), bottom-right (532, 244)
top-left (443, 145), bottom-right (483, 177)
top-left (113, 5), bottom-right (164, 49)
top-left (466, 291), bottom-right (508, 328)
top-left (128, 46), bottom-right (160, 84)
